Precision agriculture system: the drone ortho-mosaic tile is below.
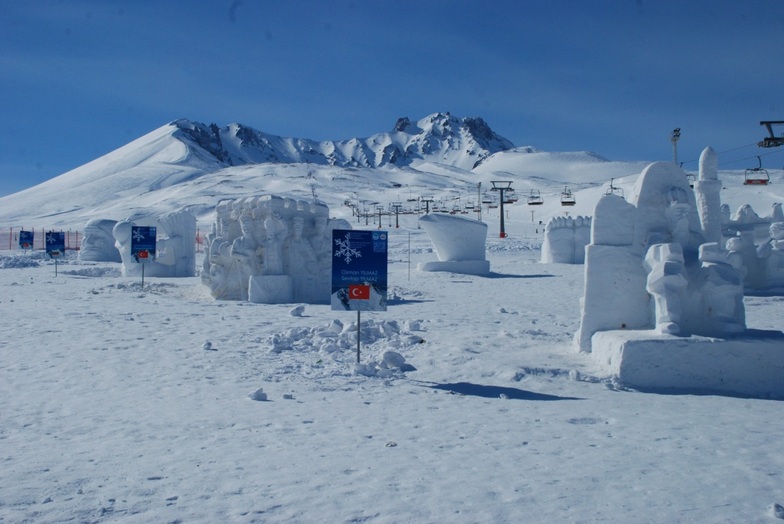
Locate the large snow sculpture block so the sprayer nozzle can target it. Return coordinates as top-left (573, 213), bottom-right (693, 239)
top-left (417, 213), bottom-right (490, 275)
top-left (79, 219), bottom-right (121, 262)
top-left (592, 329), bottom-right (784, 398)
top-left (113, 209), bottom-right (196, 278)
top-left (201, 195), bottom-right (350, 303)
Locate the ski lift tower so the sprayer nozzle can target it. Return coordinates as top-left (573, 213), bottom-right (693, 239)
top-left (419, 196), bottom-right (434, 215)
top-left (491, 180), bottom-right (514, 238)
top-left (670, 128), bottom-right (681, 165)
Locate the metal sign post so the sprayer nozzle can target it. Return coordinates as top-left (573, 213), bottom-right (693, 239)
top-left (45, 231), bottom-right (65, 276)
top-left (331, 229), bottom-right (388, 363)
top-left (131, 226), bottom-right (157, 287)
top-left (19, 230), bottom-right (34, 252)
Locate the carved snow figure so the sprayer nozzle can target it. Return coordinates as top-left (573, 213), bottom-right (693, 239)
top-left (155, 209), bottom-right (196, 277)
top-left (574, 156), bottom-right (747, 352)
top-left (759, 222), bottom-right (784, 289)
top-left (284, 216), bottom-right (318, 303)
top-left (695, 242), bottom-right (745, 335)
top-left (694, 147), bottom-right (723, 244)
top-left (579, 153), bottom-right (784, 397)
top-left (204, 201), bottom-right (246, 300)
top-left (309, 214), bottom-right (334, 302)
top-left (540, 215), bottom-right (592, 264)
top-left (725, 236), bottom-right (748, 281)
top-left (644, 243), bottom-right (688, 335)
top-left (113, 220), bottom-right (140, 277)
top-left (229, 210), bottom-right (262, 299)
top-left (202, 195), bottom-right (347, 304)
top-left (113, 209), bottom-right (196, 278)
top-left (79, 219), bottom-right (121, 262)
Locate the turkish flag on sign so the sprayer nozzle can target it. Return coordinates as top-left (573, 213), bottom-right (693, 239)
top-left (137, 250), bottom-right (149, 259)
top-left (349, 284), bottom-right (370, 300)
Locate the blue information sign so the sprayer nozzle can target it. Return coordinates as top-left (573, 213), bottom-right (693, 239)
top-left (19, 230), bottom-right (34, 250)
top-left (331, 229), bottom-right (388, 311)
top-left (45, 231), bottom-right (65, 258)
top-left (131, 226), bottom-right (156, 263)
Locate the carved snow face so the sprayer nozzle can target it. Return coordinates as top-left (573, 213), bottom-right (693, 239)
top-left (770, 222), bottom-right (784, 241)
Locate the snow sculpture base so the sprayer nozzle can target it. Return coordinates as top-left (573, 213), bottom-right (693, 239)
top-left (248, 275), bottom-right (293, 304)
top-left (417, 260), bottom-right (490, 276)
top-left (592, 329), bottom-right (784, 398)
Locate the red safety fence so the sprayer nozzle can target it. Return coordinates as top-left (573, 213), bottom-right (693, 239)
top-left (0, 227), bottom-right (208, 252)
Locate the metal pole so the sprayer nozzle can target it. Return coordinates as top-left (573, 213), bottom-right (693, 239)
top-left (408, 231), bottom-right (411, 281)
top-left (477, 182), bottom-right (482, 221)
top-left (356, 310), bottom-right (361, 363)
top-left (499, 188), bottom-right (506, 238)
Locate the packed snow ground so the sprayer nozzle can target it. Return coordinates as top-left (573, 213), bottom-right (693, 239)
top-left (1, 225), bottom-right (783, 523)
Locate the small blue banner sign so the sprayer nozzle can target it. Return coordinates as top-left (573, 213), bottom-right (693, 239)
top-left (331, 229), bottom-right (388, 311)
top-left (131, 226), bottom-right (156, 263)
top-left (45, 231), bottom-right (65, 258)
top-left (19, 230), bottom-right (34, 250)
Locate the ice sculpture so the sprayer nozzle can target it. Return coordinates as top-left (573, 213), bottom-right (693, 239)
top-left (201, 195), bottom-right (350, 303)
top-left (79, 219), bottom-right (121, 262)
top-left (417, 213), bottom-right (490, 275)
top-left (540, 215), bottom-right (592, 264)
top-left (113, 209), bottom-right (196, 278)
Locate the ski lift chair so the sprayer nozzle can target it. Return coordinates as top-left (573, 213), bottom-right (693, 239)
top-left (744, 156), bottom-right (770, 185)
top-left (527, 189), bottom-right (544, 205)
top-left (605, 178), bottom-right (624, 198)
top-left (560, 187), bottom-right (576, 206)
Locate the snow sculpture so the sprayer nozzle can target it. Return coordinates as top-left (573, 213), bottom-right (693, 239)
top-left (540, 215), bottom-right (592, 264)
top-left (694, 147), bottom-right (723, 244)
top-left (417, 213), bottom-right (490, 275)
top-left (79, 219), bottom-right (121, 262)
top-left (575, 157), bottom-right (746, 352)
top-left (113, 209), bottom-right (197, 278)
top-left (722, 213), bottom-right (784, 292)
top-left (758, 221), bottom-right (784, 290)
top-left (200, 195), bottom-right (350, 303)
top-left (580, 153), bottom-right (784, 398)
top-left (695, 242), bottom-right (745, 335)
top-left (644, 243), bottom-right (688, 335)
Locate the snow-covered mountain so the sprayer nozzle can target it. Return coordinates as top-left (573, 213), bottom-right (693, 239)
top-left (174, 112), bottom-right (514, 171)
top-left (0, 112), bottom-right (694, 229)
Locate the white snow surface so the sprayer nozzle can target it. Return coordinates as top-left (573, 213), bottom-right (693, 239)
top-left (1, 227), bottom-right (783, 523)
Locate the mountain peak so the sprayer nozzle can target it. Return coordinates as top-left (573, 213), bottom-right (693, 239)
top-left (169, 113), bottom-right (515, 171)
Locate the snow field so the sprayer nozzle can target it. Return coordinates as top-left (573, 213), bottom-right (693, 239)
top-left (1, 229), bottom-right (783, 522)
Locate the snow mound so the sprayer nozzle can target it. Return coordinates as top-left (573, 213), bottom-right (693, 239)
top-left (0, 254), bottom-right (41, 269)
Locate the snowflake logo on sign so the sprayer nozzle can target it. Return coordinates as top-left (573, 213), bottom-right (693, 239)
top-left (46, 233), bottom-right (57, 244)
top-left (334, 233), bottom-right (362, 264)
top-left (132, 229), bottom-right (146, 242)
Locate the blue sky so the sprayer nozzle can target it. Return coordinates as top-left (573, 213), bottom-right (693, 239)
top-left (2, 1), bottom-right (784, 196)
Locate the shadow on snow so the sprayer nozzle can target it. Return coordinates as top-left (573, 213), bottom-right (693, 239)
top-left (415, 381), bottom-right (582, 401)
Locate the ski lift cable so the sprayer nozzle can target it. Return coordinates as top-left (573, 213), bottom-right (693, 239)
top-left (717, 147), bottom-right (784, 168)
top-left (680, 142), bottom-right (758, 166)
